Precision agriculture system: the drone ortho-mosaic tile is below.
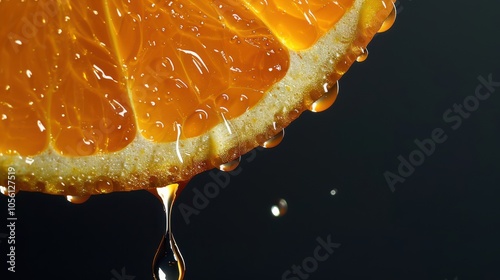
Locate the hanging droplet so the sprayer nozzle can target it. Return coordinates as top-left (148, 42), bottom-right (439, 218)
top-left (356, 48), bottom-right (368, 62)
top-left (262, 129), bottom-right (285, 148)
top-left (219, 157), bottom-right (241, 172)
top-left (309, 81), bottom-right (339, 113)
top-left (378, 2), bottom-right (397, 33)
top-left (95, 177), bottom-right (114, 193)
top-left (330, 188), bottom-right (338, 196)
top-left (153, 184), bottom-right (186, 280)
top-left (66, 195), bottom-right (91, 204)
top-left (271, 198), bottom-right (288, 217)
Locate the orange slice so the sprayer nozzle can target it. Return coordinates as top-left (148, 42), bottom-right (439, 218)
top-left (0, 0), bottom-right (395, 195)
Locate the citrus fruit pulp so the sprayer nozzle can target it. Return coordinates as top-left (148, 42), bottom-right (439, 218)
top-left (0, 0), bottom-right (395, 195)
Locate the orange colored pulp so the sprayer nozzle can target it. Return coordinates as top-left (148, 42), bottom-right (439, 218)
top-left (0, 0), bottom-right (353, 156)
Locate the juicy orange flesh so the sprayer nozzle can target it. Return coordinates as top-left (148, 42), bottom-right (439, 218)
top-left (0, 0), bottom-right (353, 157)
top-left (243, 0), bottom-right (354, 50)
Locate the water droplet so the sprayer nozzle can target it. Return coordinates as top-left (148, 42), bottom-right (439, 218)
top-left (95, 178), bottom-right (114, 193)
top-left (378, 2), bottom-right (397, 33)
top-left (66, 195), bottom-right (91, 204)
top-left (330, 188), bottom-right (338, 196)
top-left (262, 129), bottom-right (284, 148)
top-left (153, 184), bottom-right (185, 280)
top-left (271, 198), bottom-right (288, 217)
top-left (183, 108), bottom-right (210, 138)
top-left (215, 93), bottom-right (249, 117)
top-left (356, 48), bottom-right (368, 62)
top-left (310, 81), bottom-right (339, 112)
top-left (219, 157), bottom-right (241, 172)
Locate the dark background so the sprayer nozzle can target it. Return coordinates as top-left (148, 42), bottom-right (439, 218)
top-left (2, 1), bottom-right (500, 279)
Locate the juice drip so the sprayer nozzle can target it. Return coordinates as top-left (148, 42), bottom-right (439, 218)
top-left (309, 81), bottom-right (339, 113)
top-left (378, 2), bottom-right (397, 33)
top-left (219, 157), bottom-right (241, 172)
top-left (262, 129), bottom-right (285, 148)
top-left (152, 184), bottom-right (185, 280)
top-left (66, 195), bottom-right (91, 204)
top-left (356, 48), bottom-right (369, 62)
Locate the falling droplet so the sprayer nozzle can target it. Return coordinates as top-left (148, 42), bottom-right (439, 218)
top-left (153, 184), bottom-right (186, 280)
top-left (378, 2), bottom-right (397, 33)
top-left (262, 129), bottom-right (285, 148)
top-left (356, 48), bottom-right (368, 62)
top-left (66, 195), bottom-right (91, 204)
top-left (271, 198), bottom-right (288, 217)
top-left (330, 188), bottom-right (338, 196)
top-left (219, 157), bottom-right (241, 172)
top-left (310, 81), bottom-right (339, 113)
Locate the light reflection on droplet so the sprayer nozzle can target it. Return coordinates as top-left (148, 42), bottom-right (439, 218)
top-left (37, 120), bottom-right (46, 132)
top-left (356, 48), bottom-right (368, 62)
top-left (66, 195), bottom-right (91, 204)
top-left (25, 157), bottom-right (35, 165)
top-left (330, 188), bottom-right (338, 196)
top-left (219, 157), bottom-right (240, 172)
top-left (309, 81), bottom-right (339, 112)
top-left (378, 2), bottom-right (397, 33)
top-left (271, 198), bottom-right (288, 217)
top-left (262, 129), bottom-right (284, 148)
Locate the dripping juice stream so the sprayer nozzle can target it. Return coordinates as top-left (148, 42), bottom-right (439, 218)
top-left (152, 184), bottom-right (186, 280)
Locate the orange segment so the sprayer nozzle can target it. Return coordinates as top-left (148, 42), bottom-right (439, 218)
top-left (243, 0), bottom-right (354, 50)
top-left (49, 10), bottom-right (137, 156)
top-left (0, 1), bottom-right (53, 156)
top-left (123, 0), bottom-right (290, 141)
top-left (0, 1), bottom-right (136, 156)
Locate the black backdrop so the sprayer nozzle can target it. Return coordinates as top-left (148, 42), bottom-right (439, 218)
top-left (2, 1), bottom-right (500, 279)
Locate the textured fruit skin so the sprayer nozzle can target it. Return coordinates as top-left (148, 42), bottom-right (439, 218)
top-left (0, 0), bottom-right (395, 195)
